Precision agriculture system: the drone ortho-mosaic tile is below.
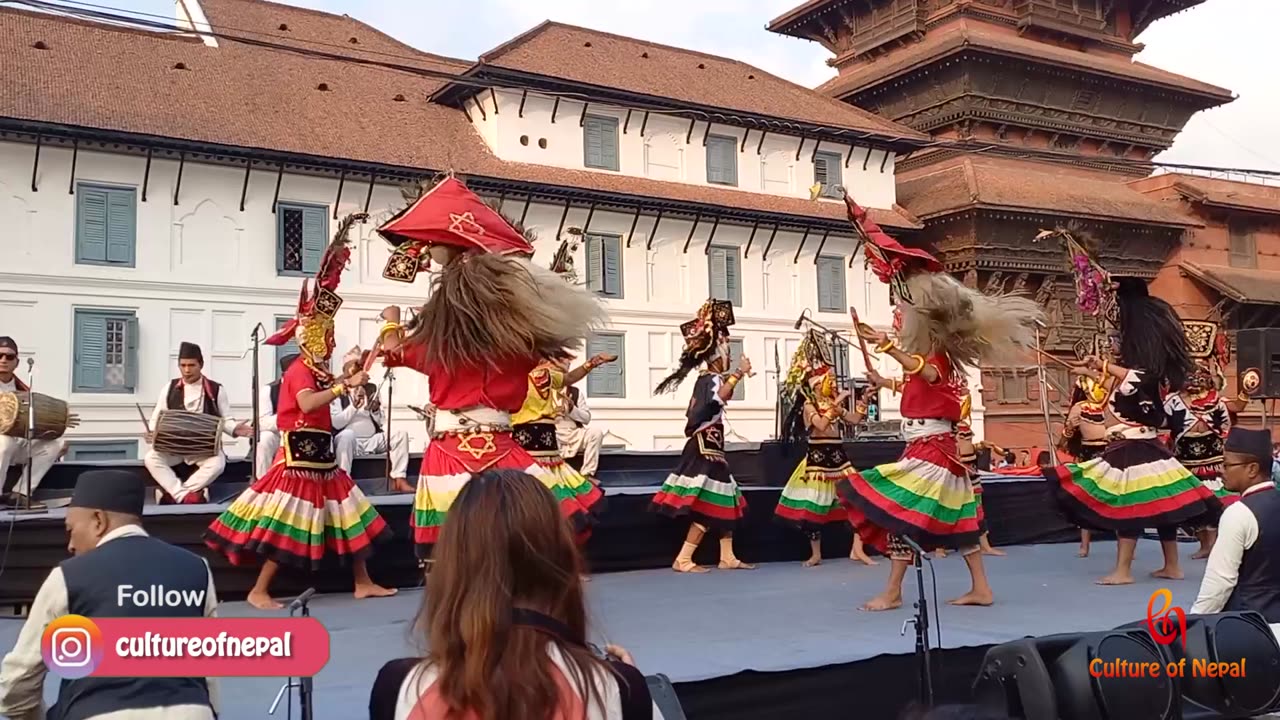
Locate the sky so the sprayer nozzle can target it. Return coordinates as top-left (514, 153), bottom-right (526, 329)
top-left (42, 0), bottom-right (1280, 177)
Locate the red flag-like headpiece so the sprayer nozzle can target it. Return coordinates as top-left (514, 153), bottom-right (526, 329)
top-left (844, 193), bottom-right (941, 287)
top-left (377, 177), bottom-right (533, 283)
top-left (266, 212), bottom-right (365, 352)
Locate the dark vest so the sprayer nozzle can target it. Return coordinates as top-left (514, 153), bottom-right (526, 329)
top-left (1225, 486), bottom-right (1280, 623)
top-left (50, 533), bottom-right (212, 720)
top-left (269, 380), bottom-right (282, 415)
top-left (565, 386), bottom-right (583, 427)
top-left (167, 378), bottom-right (221, 416)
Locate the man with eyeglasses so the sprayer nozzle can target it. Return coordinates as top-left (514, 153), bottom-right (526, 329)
top-left (0, 336), bottom-right (66, 508)
top-left (1191, 427), bottom-right (1280, 622)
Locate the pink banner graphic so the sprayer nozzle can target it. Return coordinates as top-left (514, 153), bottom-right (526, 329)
top-left (42, 615), bottom-right (330, 679)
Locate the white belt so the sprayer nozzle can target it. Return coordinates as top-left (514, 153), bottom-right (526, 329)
top-left (901, 418), bottom-right (955, 441)
top-left (1107, 424), bottom-right (1158, 440)
top-left (433, 407), bottom-right (512, 434)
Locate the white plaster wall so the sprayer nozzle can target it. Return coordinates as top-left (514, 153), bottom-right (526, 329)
top-left (484, 89), bottom-right (898, 210)
top-left (0, 138), bottom-right (971, 456)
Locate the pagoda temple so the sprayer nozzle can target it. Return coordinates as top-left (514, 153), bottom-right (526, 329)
top-left (768, 0), bottom-right (1235, 447)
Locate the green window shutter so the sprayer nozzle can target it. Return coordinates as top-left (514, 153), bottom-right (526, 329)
top-left (73, 312), bottom-right (107, 391)
top-left (728, 338), bottom-right (745, 401)
top-left (602, 235), bottom-right (622, 298)
top-left (275, 316), bottom-right (300, 370)
top-left (76, 187), bottom-right (109, 263)
top-left (586, 234), bottom-right (604, 293)
top-left (817, 256), bottom-right (846, 312)
top-left (815, 151), bottom-right (843, 198)
top-left (724, 247), bottom-right (742, 307)
top-left (709, 246), bottom-right (729, 301)
top-left (124, 316), bottom-right (140, 392)
top-left (584, 116), bottom-right (619, 171)
top-left (301, 206), bottom-right (327, 274)
top-left (586, 333), bottom-right (626, 398)
top-left (105, 188), bottom-right (136, 265)
top-left (706, 136), bottom-right (738, 186)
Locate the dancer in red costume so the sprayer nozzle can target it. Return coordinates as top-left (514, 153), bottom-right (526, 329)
top-left (373, 177), bottom-right (604, 558)
top-left (836, 195), bottom-right (1043, 611)
top-left (206, 214), bottom-right (396, 609)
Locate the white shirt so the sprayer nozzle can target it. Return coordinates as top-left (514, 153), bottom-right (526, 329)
top-left (0, 525), bottom-right (220, 720)
top-left (150, 377), bottom-right (238, 436)
top-left (0, 376), bottom-right (19, 393)
top-left (1191, 482), bottom-right (1275, 615)
top-left (563, 389), bottom-right (592, 426)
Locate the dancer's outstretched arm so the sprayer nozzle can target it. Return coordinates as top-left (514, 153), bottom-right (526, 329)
top-left (856, 327), bottom-right (940, 384)
top-left (564, 352), bottom-right (616, 386)
top-left (716, 355), bottom-right (752, 403)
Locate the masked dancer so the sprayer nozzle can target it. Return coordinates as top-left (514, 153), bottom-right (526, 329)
top-left (1043, 279), bottom-right (1218, 585)
top-left (1164, 320), bottom-right (1235, 559)
top-left (205, 213), bottom-right (395, 609)
top-left (1059, 369), bottom-right (1110, 558)
top-left (837, 195), bottom-right (1042, 610)
top-left (374, 177), bottom-right (604, 557)
top-left (651, 299), bottom-right (755, 573)
top-left (775, 331), bottom-right (877, 567)
top-left (956, 390), bottom-right (1003, 557)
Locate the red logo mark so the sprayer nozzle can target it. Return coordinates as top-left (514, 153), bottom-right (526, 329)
top-left (1146, 588), bottom-right (1186, 649)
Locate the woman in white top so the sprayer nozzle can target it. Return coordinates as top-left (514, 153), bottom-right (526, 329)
top-left (369, 469), bottom-right (661, 720)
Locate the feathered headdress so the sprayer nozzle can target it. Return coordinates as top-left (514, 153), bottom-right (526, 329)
top-left (377, 176), bottom-right (534, 284)
top-left (653, 299), bottom-right (735, 395)
top-left (267, 212), bottom-right (365, 365)
top-left (779, 331), bottom-right (837, 446)
top-left (844, 192), bottom-right (1043, 375)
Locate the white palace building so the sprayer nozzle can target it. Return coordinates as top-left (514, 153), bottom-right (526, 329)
top-left (0, 0), bottom-right (987, 458)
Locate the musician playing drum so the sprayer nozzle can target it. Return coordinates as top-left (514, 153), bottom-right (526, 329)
top-left (143, 342), bottom-right (250, 503)
top-left (0, 336), bottom-right (66, 508)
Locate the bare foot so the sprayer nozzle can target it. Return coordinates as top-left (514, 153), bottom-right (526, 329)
top-left (850, 552), bottom-right (880, 566)
top-left (354, 583), bottom-right (398, 599)
top-left (392, 478), bottom-right (415, 494)
top-left (803, 555), bottom-right (822, 567)
top-left (860, 593), bottom-right (903, 612)
top-left (673, 559), bottom-right (710, 573)
top-left (247, 590), bottom-right (283, 610)
top-left (1078, 545), bottom-right (1090, 558)
top-left (1151, 567), bottom-right (1184, 580)
top-left (948, 589), bottom-right (994, 606)
top-left (719, 559), bottom-right (757, 570)
top-left (1191, 547), bottom-right (1212, 560)
top-left (1096, 572), bottom-right (1135, 585)
top-left (982, 547), bottom-right (1007, 557)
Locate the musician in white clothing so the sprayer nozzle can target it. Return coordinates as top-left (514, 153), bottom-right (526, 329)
top-left (143, 343), bottom-right (250, 504)
top-left (552, 356), bottom-right (605, 483)
top-left (0, 336), bottom-right (69, 509)
top-left (334, 383), bottom-right (413, 493)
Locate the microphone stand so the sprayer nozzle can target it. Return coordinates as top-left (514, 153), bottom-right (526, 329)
top-left (269, 588), bottom-right (316, 720)
top-left (383, 367), bottom-right (394, 494)
top-left (249, 324), bottom-right (264, 481)
top-left (22, 359), bottom-right (35, 511)
top-left (899, 535), bottom-right (934, 708)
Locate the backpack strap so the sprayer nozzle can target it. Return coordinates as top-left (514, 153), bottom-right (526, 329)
top-left (368, 657), bottom-right (419, 720)
top-left (607, 659), bottom-right (654, 720)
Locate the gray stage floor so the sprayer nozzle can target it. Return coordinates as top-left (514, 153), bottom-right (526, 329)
top-left (0, 542), bottom-right (1214, 719)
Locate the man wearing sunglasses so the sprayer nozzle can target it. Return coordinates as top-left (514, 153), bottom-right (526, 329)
top-left (0, 336), bottom-right (66, 508)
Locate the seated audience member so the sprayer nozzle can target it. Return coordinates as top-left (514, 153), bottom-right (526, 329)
top-left (553, 357), bottom-right (606, 484)
top-left (0, 470), bottom-right (218, 720)
top-left (335, 382), bottom-right (413, 494)
top-left (369, 469), bottom-right (661, 720)
top-left (1192, 427), bottom-right (1280, 622)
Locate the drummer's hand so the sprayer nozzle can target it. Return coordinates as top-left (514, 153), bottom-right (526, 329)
top-left (145, 431), bottom-right (156, 445)
top-left (232, 422), bottom-right (252, 438)
top-left (66, 413), bottom-right (81, 428)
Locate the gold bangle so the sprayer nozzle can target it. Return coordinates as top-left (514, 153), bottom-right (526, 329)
top-left (331, 383), bottom-right (346, 397)
top-left (725, 375), bottom-right (740, 388)
top-left (905, 355), bottom-right (926, 375)
top-left (854, 404), bottom-right (868, 415)
top-left (1100, 359), bottom-right (1109, 378)
top-left (875, 339), bottom-right (895, 353)
top-left (379, 321), bottom-right (401, 338)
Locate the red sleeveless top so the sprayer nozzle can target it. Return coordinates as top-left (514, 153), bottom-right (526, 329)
top-left (277, 360), bottom-right (333, 432)
top-left (899, 353), bottom-right (962, 421)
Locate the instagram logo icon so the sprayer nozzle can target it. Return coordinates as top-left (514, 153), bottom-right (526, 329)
top-left (41, 615), bottom-right (104, 678)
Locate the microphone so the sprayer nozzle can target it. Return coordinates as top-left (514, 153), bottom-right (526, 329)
top-left (793, 309), bottom-right (809, 330)
top-left (26, 358), bottom-right (34, 371)
top-left (899, 534), bottom-right (928, 557)
top-left (288, 587), bottom-right (316, 612)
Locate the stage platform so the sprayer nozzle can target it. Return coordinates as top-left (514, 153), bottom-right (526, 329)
top-left (0, 545), bottom-right (1216, 720)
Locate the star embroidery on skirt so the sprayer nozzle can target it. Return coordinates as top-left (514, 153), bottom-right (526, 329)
top-left (457, 430), bottom-right (497, 460)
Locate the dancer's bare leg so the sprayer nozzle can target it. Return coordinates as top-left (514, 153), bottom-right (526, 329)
top-left (850, 533), bottom-right (878, 565)
top-left (673, 523), bottom-right (710, 573)
top-left (862, 557), bottom-right (908, 611)
top-left (247, 560), bottom-right (283, 610)
top-left (718, 532), bottom-right (756, 570)
top-left (948, 550), bottom-right (995, 606)
top-left (1151, 539), bottom-right (1184, 580)
top-left (1078, 529), bottom-right (1091, 558)
top-left (980, 532), bottom-right (1005, 557)
top-left (353, 558), bottom-right (398, 598)
top-left (1098, 536), bottom-right (1137, 585)
top-left (1191, 528), bottom-right (1215, 560)
top-left (804, 534), bottom-right (822, 567)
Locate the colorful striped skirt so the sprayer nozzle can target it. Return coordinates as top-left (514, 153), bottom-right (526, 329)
top-left (1043, 437), bottom-right (1220, 533)
top-left (774, 438), bottom-right (851, 532)
top-left (515, 421), bottom-right (605, 518)
top-left (414, 428), bottom-right (592, 556)
top-left (650, 424), bottom-right (747, 531)
top-left (205, 447), bottom-right (390, 571)
top-left (835, 431), bottom-right (981, 554)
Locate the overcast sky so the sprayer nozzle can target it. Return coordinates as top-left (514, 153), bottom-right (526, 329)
top-left (74, 0), bottom-right (1280, 177)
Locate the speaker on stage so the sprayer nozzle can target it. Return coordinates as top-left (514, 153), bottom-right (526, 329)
top-left (1235, 328), bottom-right (1280, 398)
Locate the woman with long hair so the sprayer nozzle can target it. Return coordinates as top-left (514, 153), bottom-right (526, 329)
top-left (373, 177), bottom-right (605, 557)
top-left (368, 469), bottom-right (659, 720)
top-left (1043, 279), bottom-right (1219, 585)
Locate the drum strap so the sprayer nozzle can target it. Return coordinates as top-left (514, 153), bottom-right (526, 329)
top-left (12, 377), bottom-right (28, 392)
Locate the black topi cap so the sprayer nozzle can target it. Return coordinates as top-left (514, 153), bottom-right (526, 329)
top-left (178, 342), bottom-right (204, 364)
top-left (70, 470), bottom-right (146, 516)
top-left (0, 336), bottom-right (16, 353)
top-left (1225, 427), bottom-right (1272, 462)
